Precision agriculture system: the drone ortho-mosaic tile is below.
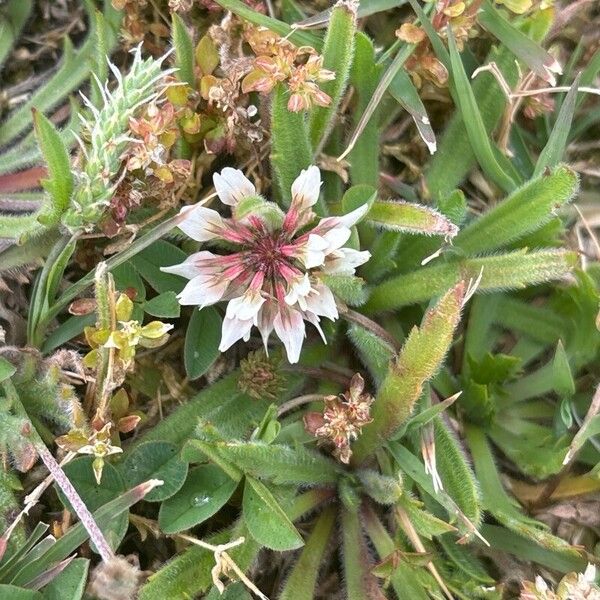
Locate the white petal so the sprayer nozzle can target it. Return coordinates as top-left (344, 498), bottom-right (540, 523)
top-left (290, 165), bottom-right (321, 209)
top-left (160, 251), bottom-right (220, 279)
top-left (213, 167), bottom-right (256, 206)
top-left (177, 276), bottom-right (228, 307)
top-left (256, 301), bottom-right (276, 352)
top-left (324, 248), bottom-right (371, 275)
top-left (219, 316), bottom-right (254, 352)
top-left (225, 291), bottom-right (265, 321)
top-left (322, 226), bottom-right (351, 253)
top-left (178, 205), bottom-right (224, 242)
top-left (305, 283), bottom-right (338, 321)
top-left (338, 203), bottom-right (370, 228)
top-left (274, 308), bottom-right (305, 364)
top-left (302, 234), bottom-right (329, 269)
top-left (304, 312), bottom-right (327, 343)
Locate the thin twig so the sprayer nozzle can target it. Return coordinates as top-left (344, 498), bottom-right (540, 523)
top-left (176, 533), bottom-right (269, 599)
top-left (277, 394), bottom-right (324, 417)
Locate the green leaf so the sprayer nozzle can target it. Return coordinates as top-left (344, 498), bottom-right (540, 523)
top-left (0, 357), bottom-right (16, 383)
top-left (480, 525), bottom-right (586, 574)
top-left (41, 558), bottom-right (89, 600)
top-left (455, 165), bottom-right (578, 255)
top-left (552, 341), bottom-right (575, 398)
top-left (479, 1), bottom-right (560, 85)
top-left (447, 30), bottom-right (517, 193)
top-left (321, 274), bottom-right (367, 306)
top-left (118, 441), bottom-right (188, 502)
top-left (192, 440), bottom-right (341, 485)
top-left (32, 110), bottom-right (73, 224)
top-left (270, 84), bottom-right (312, 206)
top-left (348, 33), bottom-right (382, 187)
top-left (57, 457), bottom-right (128, 553)
top-left (112, 261), bottom-right (147, 302)
top-left (184, 307), bottom-right (221, 380)
top-left (144, 291), bottom-right (181, 318)
top-left (347, 323), bottom-right (395, 385)
top-left (358, 469), bottom-right (402, 505)
top-left (367, 200), bottom-right (458, 238)
top-left (279, 507), bottom-right (336, 600)
top-left (309, 1), bottom-right (357, 151)
top-left (353, 283), bottom-right (464, 462)
top-left (171, 13), bottom-right (195, 87)
top-left (425, 46), bottom-right (519, 199)
top-left (533, 76), bottom-right (581, 177)
top-left (158, 465), bottom-right (238, 534)
top-left (341, 184), bottom-right (377, 214)
top-left (397, 495), bottom-right (455, 539)
top-left (130, 240), bottom-right (188, 294)
top-left (366, 249), bottom-right (578, 312)
top-left (341, 506), bottom-right (383, 600)
top-left (434, 418), bottom-right (481, 528)
top-left (0, 586), bottom-right (42, 599)
top-left (242, 476), bottom-right (303, 551)
top-left (388, 67), bottom-right (435, 154)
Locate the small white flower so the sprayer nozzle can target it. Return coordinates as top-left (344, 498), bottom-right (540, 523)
top-left (162, 166), bottom-right (370, 363)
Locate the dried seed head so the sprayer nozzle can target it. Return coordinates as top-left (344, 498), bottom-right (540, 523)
top-left (88, 555), bottom-right (142, 600)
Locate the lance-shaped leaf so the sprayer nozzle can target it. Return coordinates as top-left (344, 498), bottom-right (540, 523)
top-left (447, 30), bottom-right (517, 193)
top-left (388, 68), bottom-right (436, 154)
top-left (433, 418), bottom-right (481, 529)
top-left (309, 0), bottom-right (357, 152)
top-left (348, 33), bottom-right (382, 187)
top-left (367, 200), bottom-right (458, 238)
top-left (184, 439), bottom-right (342, 486)
top-left (279, 507), bottom-right (336, 600)
top-left (32, 110), bottom-right (73, 225)
top-left (171, 13), bottom-right (195, 87)
top-left (243, 476), bottom-right (304, 551)
top-left (425, 45), bottom-right (519, 200)
top-left (352, 283), bottom-right (464, 463)
top-left (465, 425), bottom-right (580, 556)
top-left (366, 249), bottom-right (577, 312)
top-left (270, 84), bottom-right (312, 206)
top-left (341, 505), bottom-right (387, 600)
top-left (454, 165), bottom-right (578, 255)
top-left (533, 77), bottom-right (581, 177)
top-left (478, 1), bottom-right (561, 85)
top-left (347, 323), bottom-right (395, 385)
top-left (10, 480), bottom-right (161, 587)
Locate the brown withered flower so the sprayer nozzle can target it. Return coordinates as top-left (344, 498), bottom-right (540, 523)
top-left (396, 0), bottom-right (479, 88)
top-left (304, 373), bottom-right (373, 464)
top-left (242, 26), bottom-right (335, 112)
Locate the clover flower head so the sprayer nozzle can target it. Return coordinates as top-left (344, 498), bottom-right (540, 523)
top-left (162, 166), bottom-right (370, 363)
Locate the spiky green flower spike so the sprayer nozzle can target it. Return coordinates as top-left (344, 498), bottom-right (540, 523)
top-left (62, 45), bottom-right (175, 231)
